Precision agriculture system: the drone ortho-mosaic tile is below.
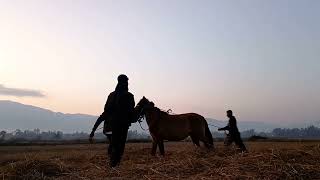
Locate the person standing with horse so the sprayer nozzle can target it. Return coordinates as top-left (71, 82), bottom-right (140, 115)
top-left (90, 74), bottom-right (136, 167)
top-left (218, 110), bottom-right (247, 152)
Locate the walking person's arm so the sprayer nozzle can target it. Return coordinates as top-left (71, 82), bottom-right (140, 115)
top-left (218, 125), bottom-right (230, 131)
top-left (89, 114), bottom-right (105, 143)
top-left (129, 94), bottom-right (136, 123)
top-left (218, 119), bottom-right (231, 131)
top-left (90, 93), bottom-right (115, 143)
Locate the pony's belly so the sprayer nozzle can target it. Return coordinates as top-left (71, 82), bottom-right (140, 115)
top-left (156, 120), bottom-right (191, 141)
top-left (165, 136), bottom-right (187, 141)
top-left (159, 130), bottom-right (189, 141)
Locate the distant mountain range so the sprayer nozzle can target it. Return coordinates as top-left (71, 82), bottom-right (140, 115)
top-left (0, 100), bottom-right (96, 133)
top-left (0, 100), bottom-right (319, 133)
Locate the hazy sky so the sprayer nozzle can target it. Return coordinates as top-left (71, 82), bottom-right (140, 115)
top-left (0, 0), bottom-right (319, 123)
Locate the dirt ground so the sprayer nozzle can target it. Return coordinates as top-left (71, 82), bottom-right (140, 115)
top-left (1, 141), bottom-right (320, 179)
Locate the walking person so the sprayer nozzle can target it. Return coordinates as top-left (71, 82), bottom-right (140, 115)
top-left (218, 110), bottom-right (247, 152)
top-left (90, 74), bottom-right (135, 167)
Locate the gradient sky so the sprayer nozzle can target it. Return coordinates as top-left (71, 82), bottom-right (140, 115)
top-left (0, 0), bottom-right (319, 123)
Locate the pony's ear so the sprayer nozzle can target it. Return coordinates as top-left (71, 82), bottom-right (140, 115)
top-left (143, 96), bottom-right (146, 99)
top-left (150, 101), bottom-right (155, 107)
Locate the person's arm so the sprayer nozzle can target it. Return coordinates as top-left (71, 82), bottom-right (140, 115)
top-left (228, 116), bottom-right (237, 131)
top-left (129, 94), bottom-right (136, 123)
top-left (218, 118), bottom-right (231, 131)
top-left (218, 125), bottom-right (230, 131)
top-left (90, 113), bottom-right (105, 137)
top-left (104, 93), bottom-right (115, 113)
top-left (90, 93), bottom-right (113, 137)
top-left (130, 94), bottom-right (135, 110)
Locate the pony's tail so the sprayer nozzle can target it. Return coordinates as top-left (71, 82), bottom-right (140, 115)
top-left (205, 121), bottom-right (214, 147)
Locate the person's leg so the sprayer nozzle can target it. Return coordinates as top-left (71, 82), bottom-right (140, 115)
top-left (224, 134), bottom-right (233, 146)
top-left (118, 127), bottom-right (129, 161)
top-left (110, 129), bottom-right (121, 167)
top-left (235, 134), bottom-right (247, 152)
top-left (107, 134), bottom-right (112, 156)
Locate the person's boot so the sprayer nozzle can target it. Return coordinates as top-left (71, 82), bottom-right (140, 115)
top-left (110, 154), bottom-right (120, 168)
top-left (110, 158), bottom-right (119, 168)
top-left (241, 148), bottom-right (248, 153)
top-left (108, 145), bottom-right (112, 156)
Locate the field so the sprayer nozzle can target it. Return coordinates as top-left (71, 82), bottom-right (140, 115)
top-left (1, 141), bottom-right (320, 179)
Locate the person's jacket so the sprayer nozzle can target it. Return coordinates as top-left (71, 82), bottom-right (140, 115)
top-left (90, 90), bottom-right (134, 135)
top-left (110, 90), bottom-right (135, 127)
top-left (219, 116), bottom-right (240, 135)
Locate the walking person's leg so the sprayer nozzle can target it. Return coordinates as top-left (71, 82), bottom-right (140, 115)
top-left (118, 127), bottom-right (129, 163)
top-left (110, 129), bottom-right (121, 167)
top-left (106, 133), bottom-right (112, 156)
top-left (235, 134), bottom-right (247, 152)
top-left (224, 133), bottom-right (233, 149)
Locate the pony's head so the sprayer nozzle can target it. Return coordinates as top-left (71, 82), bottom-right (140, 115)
top-left (135, 96), bottom-right (155, 119)
top-left (137, 96), bottom-right (155, 110)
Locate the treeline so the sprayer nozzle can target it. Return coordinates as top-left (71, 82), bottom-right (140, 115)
top-left (1, 126), bottom-right (320, 143)
top-left (0, 129), bottom-right (151, 142)
top-left (271, 126), bottom-right (320, 138)
top-left (0, 129), bottom-right (87, 142)
top-left (216, 126), bottom-right (320, 139)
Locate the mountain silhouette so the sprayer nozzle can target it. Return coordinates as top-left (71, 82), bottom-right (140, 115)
top-left (0, 100), bottom-right (318, 133)
top-left (0, 100), bottom-right (96, 133)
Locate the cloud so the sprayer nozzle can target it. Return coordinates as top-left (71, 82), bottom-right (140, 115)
top-left (0, 84), bottom-right (46, 98)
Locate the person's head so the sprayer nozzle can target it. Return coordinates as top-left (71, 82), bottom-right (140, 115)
top-left (226, 110), bottom-right (233, 118)
top-left (116, 74), bottom-right (129, 92)
top-left (118, 74), bottom-right (129, 83)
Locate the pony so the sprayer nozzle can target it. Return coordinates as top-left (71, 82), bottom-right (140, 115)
top-left (135, 97), bottom-right (214, 156)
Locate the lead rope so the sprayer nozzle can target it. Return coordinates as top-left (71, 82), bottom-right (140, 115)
top-left (208, 123), bottom-right (222, 128)
top-left (138, 118), bottom-right (149, 131)
top-left (137, 107), bottom-right (149, 131)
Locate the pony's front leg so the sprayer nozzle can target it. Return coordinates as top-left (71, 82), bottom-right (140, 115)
top-left (151, 141), bottom-right (157, 156)
top-left (158, 140), bottom-right (165, 156)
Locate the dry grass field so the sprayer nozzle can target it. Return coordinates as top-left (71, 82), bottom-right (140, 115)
top-left (1, 141), bottom-right (320, 179)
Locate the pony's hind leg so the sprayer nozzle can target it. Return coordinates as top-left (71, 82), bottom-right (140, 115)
top-left (190, 135), bottom-right (200, 147)
top-left (151, 141), bottom-right (157, 156)
top-left (200, 137), bottom-right (213, 149)
top-left (158, 140), bottom-right (165, 156)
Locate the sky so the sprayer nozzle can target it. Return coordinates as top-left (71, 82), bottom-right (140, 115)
top-left (0, 0), bottom-right (319, 123)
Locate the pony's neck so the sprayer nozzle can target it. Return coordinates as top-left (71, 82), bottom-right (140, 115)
top-left (145, 107), bottom-right (159, 127)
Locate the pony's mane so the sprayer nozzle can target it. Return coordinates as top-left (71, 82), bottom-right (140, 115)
top-left (141, 97), bottom-right (170, 115)
top-left (153, 106), bottom-right (169, 116)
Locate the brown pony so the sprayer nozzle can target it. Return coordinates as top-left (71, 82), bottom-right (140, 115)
top-left (136, 97), bottom-right (214, 156)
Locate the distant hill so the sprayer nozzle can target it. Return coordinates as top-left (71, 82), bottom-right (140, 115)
top-left (0, 100), bottom-right (148, 133)
top-left (0, 100), bottom-right (318, 133)
top-left (0, 100), bottom-right (96, 133)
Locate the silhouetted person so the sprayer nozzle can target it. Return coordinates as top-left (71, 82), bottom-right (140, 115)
top-left (218, 110), bottom-right (247, 152)
top-left (90, 74), bottom-right (135, 167)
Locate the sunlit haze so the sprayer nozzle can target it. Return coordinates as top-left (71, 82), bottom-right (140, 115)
top-left (0, 0), bottom-right (319, 123)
